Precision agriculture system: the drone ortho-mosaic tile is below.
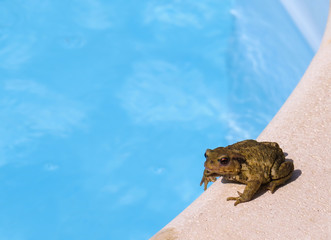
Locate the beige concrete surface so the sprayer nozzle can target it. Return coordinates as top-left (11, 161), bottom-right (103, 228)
top-left (151, 4), bottom-right (331, 240)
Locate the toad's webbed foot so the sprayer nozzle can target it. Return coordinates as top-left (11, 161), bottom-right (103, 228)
top-left (227, 191), bottom-right (244, 206)
top-left (227, 180), bottom-right (262, 206)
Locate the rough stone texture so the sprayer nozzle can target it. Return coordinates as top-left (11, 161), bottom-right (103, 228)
top-left (151, 4), bottom-right (331, 240)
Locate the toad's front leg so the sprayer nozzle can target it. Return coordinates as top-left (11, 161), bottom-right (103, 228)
top-left (200, 170), bottom-right (220, 191)
top-left (227, 179), bottom-right (262, 206)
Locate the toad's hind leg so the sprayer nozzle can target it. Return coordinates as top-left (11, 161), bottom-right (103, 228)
top-left (268, 161), bottom-right (294, 193)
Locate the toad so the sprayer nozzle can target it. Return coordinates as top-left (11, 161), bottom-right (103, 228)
top-left (200, 140), bottom-right (294, 206)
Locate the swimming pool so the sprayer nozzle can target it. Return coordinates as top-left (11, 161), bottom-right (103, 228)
top-left (0, 0), bottom-right (328, 239)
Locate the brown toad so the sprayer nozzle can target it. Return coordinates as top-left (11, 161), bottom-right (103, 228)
top-left (200, 139), bottom-right (294, 206)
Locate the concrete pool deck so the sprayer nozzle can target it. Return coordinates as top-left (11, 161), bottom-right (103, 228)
top-left (151, 3), bottom-right (331, 240)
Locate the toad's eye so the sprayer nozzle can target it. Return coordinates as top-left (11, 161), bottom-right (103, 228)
top-left (204, 153), bottom-right (208, 158)
top-left (218, 157), bottom-right (229, 166)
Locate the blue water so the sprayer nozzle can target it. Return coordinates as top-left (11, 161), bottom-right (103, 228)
top-left (0, 0), bottom-right (317, 239)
